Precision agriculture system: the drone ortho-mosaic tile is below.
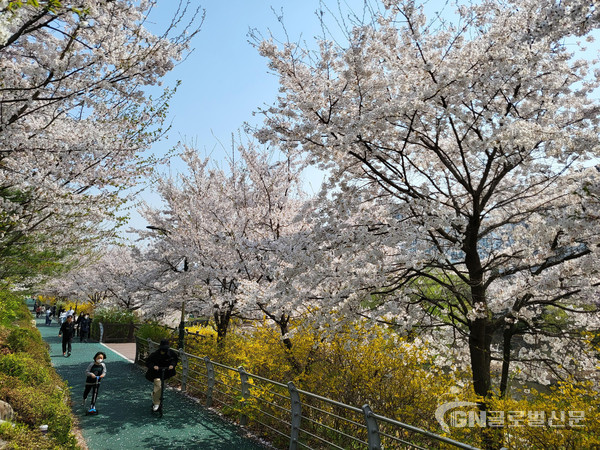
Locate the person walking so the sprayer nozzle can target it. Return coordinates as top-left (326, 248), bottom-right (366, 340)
top-left (58, 309), bottom-right (66, 325)
top-left (145, 339), bottom-right (179, 411)
top-left (58, 315), bottom-right (75, 356)
top-left (45, 308), bottom-right (52, 326)
top-left (75, 312), bottom-right (84, 337)
top-left (79, 314), bottom-right (91, 342)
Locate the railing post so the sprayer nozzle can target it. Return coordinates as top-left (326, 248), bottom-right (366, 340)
top-left (134, 337), bottom-right (139, 364)
top-left (238, 366), bottom-right (250, 426)
top-left (204, 356), bottom-right (215, 407)
top-left (288, 381), bottom-right (302, 450)
top-left (362, 404), bottom-right (382, 450)
top-left (179, 350), bottom-right (188, 391)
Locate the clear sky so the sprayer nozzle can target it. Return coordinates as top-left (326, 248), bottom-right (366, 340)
top-left (126, 0), bottom-right (382, 235)
top-left (146, 0), bottom-right (372, 163)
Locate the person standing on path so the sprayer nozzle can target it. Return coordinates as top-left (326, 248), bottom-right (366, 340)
top-left (59, 315), bottom-right (75, 356)
top-left (145, 339), bottom-right (178, 411)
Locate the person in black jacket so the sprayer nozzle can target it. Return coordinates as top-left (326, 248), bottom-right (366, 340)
top-left (145, 339), bottom-right (178, 411)
top-left (79, 314), bottom-right (91, 342)
top-left (58, 315), bottom-right (75, 357)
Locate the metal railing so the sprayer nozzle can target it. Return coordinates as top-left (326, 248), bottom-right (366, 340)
top-left (135, 337), bottom-right (479, 450)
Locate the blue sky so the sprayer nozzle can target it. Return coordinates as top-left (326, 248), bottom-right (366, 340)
top-left (146, 0), bottom-right (370, 163)
top-left (126, 0), bottom-right (379, 234)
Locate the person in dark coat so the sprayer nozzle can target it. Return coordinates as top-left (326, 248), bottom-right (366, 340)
top-left (79, 314), bottom-right (91, 342)
top-left (75, 312), bottom-right (84, 337)
top-left (145, 339), bottom-right (178, 411)
top-left (58, 315), bottom-right (75, 356)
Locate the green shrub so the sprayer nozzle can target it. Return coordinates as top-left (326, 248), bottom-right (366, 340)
top-left (0, 374), bottom-right (75, 447)
top-left (92, 307), bottom-right (138, 324)
top-left (0, 296), bottom-right (79, 448)
top-left (5, 327), bottom-right (50, 364)
top-left (0, 422), bottom-right (55, 450)
top-left (7, 328), bottom-right (41, 353)
top-left (136, 322), bottom-right (172, 342)
top-left (0, 354), bottom-right (50, 385)
top-left (0, 292), bottom-right (25, 326)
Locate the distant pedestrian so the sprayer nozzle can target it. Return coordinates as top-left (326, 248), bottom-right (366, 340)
top-left (145, 339), bottom-right (178, 411)
top-left (75, 312), bottom-right (84, 337)
top-left (58, 315), bottom-right (75, 357)
top-left (45, 308), bottom-right (52, 326)
top-left (83, 352), bottom-right (106, 407)
top-left (79, 314), bottom-right (91, 342)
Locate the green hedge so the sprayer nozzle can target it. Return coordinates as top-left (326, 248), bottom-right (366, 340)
top-left (0, 300), bottom-right (79, 448)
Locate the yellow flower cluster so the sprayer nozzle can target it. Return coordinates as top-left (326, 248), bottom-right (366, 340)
top-left (182, 319), bottom-right (599, 448)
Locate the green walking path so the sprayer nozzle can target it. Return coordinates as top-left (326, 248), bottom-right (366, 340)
top-left (36, 317), bottom-right (267, 450)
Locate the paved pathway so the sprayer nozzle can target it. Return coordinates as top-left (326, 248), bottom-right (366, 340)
top-left (36, 318), bottom-right (267, 450)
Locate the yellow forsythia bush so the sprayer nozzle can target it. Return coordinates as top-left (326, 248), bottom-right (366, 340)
top-left (484, 381), bottom-right (600, 449)
top-left (182, 319), bottom-right (599, 449)
top-left (185, 319), bottom-right (468, 445)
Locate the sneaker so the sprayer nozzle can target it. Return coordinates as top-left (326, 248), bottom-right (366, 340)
top-left (152, 404), bottom-right (159, 412)
top-left (67, 352), bottom-right (71, 357)
top-left (63, 353), bottom-right (66, 357)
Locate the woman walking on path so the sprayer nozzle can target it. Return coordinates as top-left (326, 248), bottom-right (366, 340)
top-left (58, 315), bottom-right (75, 356)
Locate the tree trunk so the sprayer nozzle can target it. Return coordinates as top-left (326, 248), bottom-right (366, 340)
top-left (214, 307), bottom-right (231, 344)
top-left (278, 318), bottom-right (293, 351)
top-left (470, 319), bottom-right (506, 449)
top-left (500, 325), bottom-right (515, 398)
top-left (469, 318), bottom-right (492, 398)
top-left (277, 318), bottom-right (304, 373)
top-left (465, 233), bottom-right (501, 449)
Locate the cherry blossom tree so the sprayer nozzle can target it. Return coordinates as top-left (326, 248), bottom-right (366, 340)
top-left (40, 252), bottom-right (109, 306)
top-left (0, 0), bottom-right (203, 286)
top-left (255, 0), bottom-right (600, 407)
top-left (41, 245), bottom-right (165, 314)
top-left (137, 140), bottom-right (309, 342)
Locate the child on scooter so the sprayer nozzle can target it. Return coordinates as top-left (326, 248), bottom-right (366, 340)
top-left (83, 351), bottom-right (107, 407)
